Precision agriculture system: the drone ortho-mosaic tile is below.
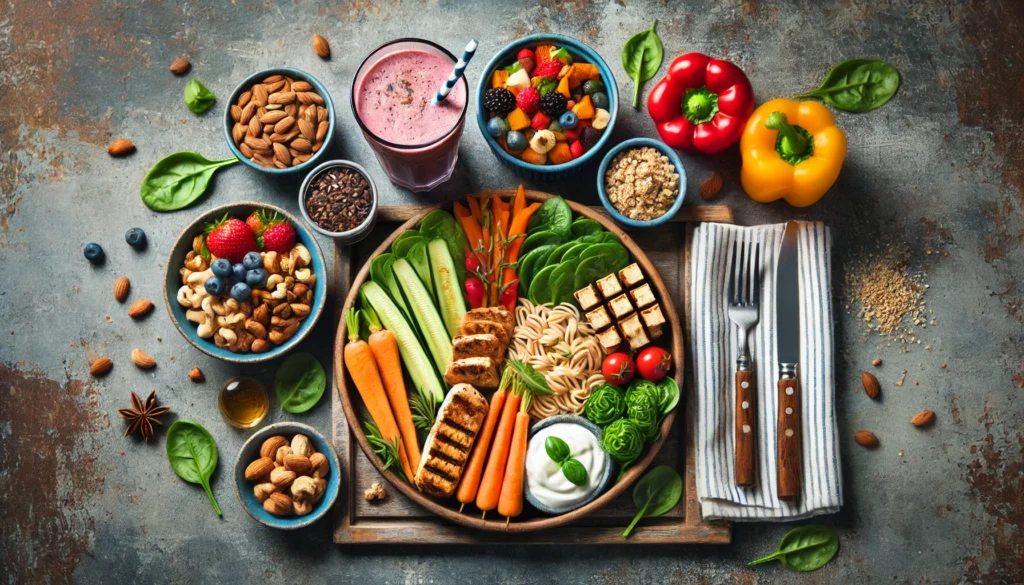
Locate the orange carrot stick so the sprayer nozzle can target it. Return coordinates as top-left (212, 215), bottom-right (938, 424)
top-left (476, 383), bottom-right (522, 513)
top-left (364, 307), bottom-right (421, 469)
top-left (456, 371), bottom-right (511, 510)
top-left (468, 196), bottom-right (484, 223)
top-left (511, 184), bottom-right (526, 219)
top-left (497, 391), bottom-right (532, 522)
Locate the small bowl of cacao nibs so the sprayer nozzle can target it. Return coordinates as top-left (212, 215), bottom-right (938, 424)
top-left (299, 159), bottom-right (377, 245)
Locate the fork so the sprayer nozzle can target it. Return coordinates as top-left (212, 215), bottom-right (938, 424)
top-left (728, 238), bottom-right (761, 487)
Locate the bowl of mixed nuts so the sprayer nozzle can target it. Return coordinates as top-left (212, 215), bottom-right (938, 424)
top-left (596, 137), bottom-right (686, 229)
top-left (234, 422), bottom-right (340, 530)
top-left (224, 67), bottom-right (335, 175)
top-left (163, 202), bottom-right (327, 363)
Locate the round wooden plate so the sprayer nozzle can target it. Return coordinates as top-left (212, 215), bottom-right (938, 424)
top-left (334, 189), bottom-right (685, 532)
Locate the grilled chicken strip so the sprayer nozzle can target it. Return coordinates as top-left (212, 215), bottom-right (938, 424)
top-left (414, 384), bottom-right (488, 498)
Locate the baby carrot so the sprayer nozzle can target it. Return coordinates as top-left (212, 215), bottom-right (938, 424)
top-left (476, 381), bottom-right (522, 515)
top-left (456, 369), bottom-right (511, 511)
top-left (497, 391), bottom-right (532, 523)
top-left (364, 307), bottom-right (421, 470)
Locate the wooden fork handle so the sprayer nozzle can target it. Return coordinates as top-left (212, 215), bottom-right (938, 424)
top-left (735, 369), bottom-right (757, 487)
top-left (777, 377), bottom-right (802, 499)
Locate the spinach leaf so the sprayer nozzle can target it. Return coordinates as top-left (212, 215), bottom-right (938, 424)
top-left (657, 377), bottom-right (680, 416)
top-left (418, 210), bottom-right (466, 271)
top-left (574, 254), bottom-right (618, 291)
top-left (548, 262), bottom-right (577, 305)
top-left (797, 59), bottom-right (900, 113)
top-left (275, 352), bottom-right (326, 413)
top-left (570, 218), bottom-right (604, 238)
top-left (518, 244), bottom-right (556, 292)
top-left (749, 524), bottom-right (840, 571)
top-left (508, 359), bottom-right (553, 395)
top-left (529, 264), bottom-right (557, 305)
top-left (166, 420), bottom-right (221, 516)
top-left (140, 152), bottom-right (238, 211)
top-left (521, 231), bottom-right (565, 257)
top-left (184, 79), bottom-right (217, 114)
top-left (392, 234), bottom-right (426, 258)
top-left (622, 464), bottom-right (682, 537)
top-left (529, 196), bottom-right (573, 237)
top-left (579, 242), bottom-right (630, 272)
top-left (370, 253), bottom-right (414, 325)
top-left (622, 20), bottom-right (664, 108)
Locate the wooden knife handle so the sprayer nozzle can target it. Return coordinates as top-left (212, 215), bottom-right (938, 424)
top-left (777, 377), bottom-right (802, 499)
top-left (735, 369), bottom-right (756, 487)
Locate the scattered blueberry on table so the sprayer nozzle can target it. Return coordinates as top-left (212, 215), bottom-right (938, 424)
top-left (83, 242), bottom-right (105, 264)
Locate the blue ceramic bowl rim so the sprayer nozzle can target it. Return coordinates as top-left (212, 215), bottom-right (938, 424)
top-left (223, 67), bottom-right (336, 175)
top-left (475, 34), bottom-right (619, 173)
top-left (297, 159), bottom-right (379, 239)
top-left (596, 137), bottom-right (688, 228)
top-left (233, 422), bottom-right (341, 530)
top-left (523, 414), bottom-right (615, 516)
top-left (162, 201), bottom-right (327, 364)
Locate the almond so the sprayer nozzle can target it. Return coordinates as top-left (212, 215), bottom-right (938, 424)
top-left (270, 466), bottom-right (297, 488)
top-left (264, 492), bottom-right (292, 516)
top-left (308, 452), bottom-right (330, 478)
top-left (699, 172), bottom-right (723, 200)
top-left (128, 298), bottom-right (154, 319)
top-left (113, 276), bottom-right (130, 302)
top-left (855, 430), bottom-right (879, 448)
top-left (169, 57), bottom-right (191, 75)
top-left (107, 138), bottom-right (135, 157)
top-left (89, 356), bottom-right (113, 377)
top-left (260, 436), bottom-right (289, 460)
top-left (283, 454), bottom-right (312, 475)
top-left (130, 348), bottom-right (156, 369)
top-left (861, 372), bottom-right (880, 400)
top-left (245, 457), bottom-right (275, 481)
top-left (188, 367), bottom-right (204, 382)
top-left (312, 34), bottom-right (330, 58)
top-left (911, 410), bottom-right (936, 427)
top-left (291, 81), bottom-right (312, 92)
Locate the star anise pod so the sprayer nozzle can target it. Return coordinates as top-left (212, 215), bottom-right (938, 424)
top-left (118, 391), bottom-right (171, 441)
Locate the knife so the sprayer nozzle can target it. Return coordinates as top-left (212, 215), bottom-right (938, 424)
top-left (775, 221), bottom-right (802, 499)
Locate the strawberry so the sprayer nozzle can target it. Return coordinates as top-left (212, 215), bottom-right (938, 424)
top-left (530, 111), bottom-right (551, 130)
top-left (516, 48), bottom-right (535, 62)
top-left (569, 140), bottom-right (584, 159)
top-left (516, 86), bottom-right (541, 114)
top-left (564, 126), bottom-right (582, 142)
top-left (260, 219), bottom-right (296, 254)
top-left (204, 213), bottom-right (257, 264)
top-left (245, 210), bottom-right (275, 236)
top-left (533, 60), bottom-right (563, 79)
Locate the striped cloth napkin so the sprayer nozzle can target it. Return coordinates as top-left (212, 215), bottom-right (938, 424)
top-left (690, 221), bottom-right (842, 521)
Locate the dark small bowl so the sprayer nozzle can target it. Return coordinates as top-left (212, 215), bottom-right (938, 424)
top-left (475, 34), bottom-right (619, 181)
top-left (524, 415), bottom-right (615, 515)
top-left (234, 422), bottom-right (340, 530)
top-left (224, 67), bottom-right (336, 175)
top-left (597, 137), bottom-right (687, 229)
top-left (163, 202), bottom-right (327, 364)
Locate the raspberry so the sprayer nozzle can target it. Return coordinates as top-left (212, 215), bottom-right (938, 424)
top-left (569, 140), bottom-right (584, 159)
top-left (530, 111), bottom-right (551, 130)
top-left (516, 87), bottom-right (541, 114)
top-left (533, 60), bottom-right (563, 78)
top-left (516, 48), bottom-right (535, 61)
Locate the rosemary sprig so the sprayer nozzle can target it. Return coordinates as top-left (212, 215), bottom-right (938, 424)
top-left (409, 390), bottom-right (437, 435)
top-left (363, 417), bottom-right (408, 483)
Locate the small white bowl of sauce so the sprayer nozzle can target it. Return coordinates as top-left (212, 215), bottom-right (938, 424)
top-left (524, 414), bottom-right (615, 515)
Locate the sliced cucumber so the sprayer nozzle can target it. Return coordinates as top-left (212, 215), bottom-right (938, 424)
top-left (428, 239), bottom-right (466, 338)
top-left (360, 281), bottom-right (444, 403)
top-left (393, 258), bottom-right (452, 375)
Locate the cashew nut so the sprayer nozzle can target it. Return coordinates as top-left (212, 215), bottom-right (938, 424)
top-left (187, 268), bottom-right (214, 286)
top-left (292, 245), bottom-right (311, 268)
top-left (266, 274), bottom-right (284, 290)
top-left (177, 285), bottom-right (194, 307)
top-left (185, 309), bottom-right (207, 324)
top-left (219, 328), bottom-right (238, 344)
top-left (271, 282), bottom-right (288, 300)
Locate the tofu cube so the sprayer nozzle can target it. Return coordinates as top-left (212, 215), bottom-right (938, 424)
top-left (629, 283), bottom-right (656, 309)
top-left (647, 324), bottom-right (664, 341)
top-left (595, 274), bottom-right (623, 298)
top-left (596, 327), bottom-right (623, 351)
top-left (574, 284), bottom-right (601, 311)
top-left (618, 263), bottom-right (645, 288)
top-left (586, 306), bottom-right (613, 331)
top-left (640, 303), bottom-right (666, 330)
top-left (607, 294), bottom-right (635, 320)
top-left (619, 313), bottom-right (650, 350)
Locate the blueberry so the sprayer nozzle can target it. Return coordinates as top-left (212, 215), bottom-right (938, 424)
top-left (83, 242), bottom-right (105, 264)
top-left (246, 268), bottom-right (269, 288)
top-left (204, 275), bottom-right (226, 296)
top-left (231, 263), bottom-right (247, 283)
top-left (582, 80), bottom-right (604, 96)
top-left (211, 258), bottom-right (232, 277)
top-left (124, 227), bottom-right (146, 248)
top-left (230, 282), bottom-right (252, 302)
top-left (487, 117), bottom-right (510, 138)
top-left (506, 130), bottom-right (528, 151)
top-left (590, 92), bottom-right (609, 110)
top-left (242, 251), bottom-right (262, 270)
top-left (559, 111), bottom-right (579, 130)
top-left (548, 120), bottom-right (564, 133)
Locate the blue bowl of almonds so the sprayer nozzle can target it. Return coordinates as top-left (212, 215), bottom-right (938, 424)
top-left (597, 137), bottom-right (686, 229)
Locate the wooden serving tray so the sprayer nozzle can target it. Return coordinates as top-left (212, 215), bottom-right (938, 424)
top-left (331, 199), bottom-right (733, 544)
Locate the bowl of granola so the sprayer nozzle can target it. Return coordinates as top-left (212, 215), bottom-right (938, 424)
top-left (597, 138), bottom-right (686, 229)
top-left (164, 202), bottom-right (327, 363)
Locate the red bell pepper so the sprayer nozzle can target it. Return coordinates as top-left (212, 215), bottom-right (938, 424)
top-left (647, 53), bottom-right (755, 155)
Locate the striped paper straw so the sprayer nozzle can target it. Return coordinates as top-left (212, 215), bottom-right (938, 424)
top-left (433, 39), bottom-right (478, 105)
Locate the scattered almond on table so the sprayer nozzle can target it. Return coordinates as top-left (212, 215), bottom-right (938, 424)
top-left (855, 430), bottom-right (879, 448)
top-left (128, 298), bottom-right (154, 318)
top-left (861, 371), bottom-right (880, 399)
top-left (169, 57), bottom-right (191, 75)
top-left (114, 276), bottom-right (130, 302)
top-left (107, 138), bottom-right (135, 157)
top-left (131, 348), bottom-right (156, 369)
top-left (699, 172), bottom-right (723, 200)
top-left (911, 410), bottom-right (935, 427)
top-left (90, 356), bottom-right (113, 377)
top-left (312, 34), bottom-right (330, 58)
top-left (189, 367), bottom-right (205, 382)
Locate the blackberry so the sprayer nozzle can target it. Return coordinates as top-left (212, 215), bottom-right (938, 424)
top-left (483, 88), bottom-right (516, 116)
top-left (539, 91), bottom-right (569, 117)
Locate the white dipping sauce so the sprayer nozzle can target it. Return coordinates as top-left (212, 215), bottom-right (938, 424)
top-left (526, 422), bottom-right (606, 510)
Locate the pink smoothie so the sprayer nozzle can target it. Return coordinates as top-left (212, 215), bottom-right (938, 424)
top-left (356, 49), bottom-right (467, 146)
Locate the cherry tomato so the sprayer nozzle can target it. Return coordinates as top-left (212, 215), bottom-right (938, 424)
top-left (499, 281), bottom-right (518, 311)
top-left (464, 276), bottom-right (486, 308)
top-left (464, 254), bottom-right (482, 273)
top-left (636, 347), bottom-right (673, 382)
top-left (601, 352), bottom-right (636, 386)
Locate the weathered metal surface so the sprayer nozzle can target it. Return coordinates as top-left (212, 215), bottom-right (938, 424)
top-left (0, 0), bottom-right (1021, 583)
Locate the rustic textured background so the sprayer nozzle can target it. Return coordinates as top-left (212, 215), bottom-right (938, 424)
top-left (1, 0), bottom-right (1021, 583)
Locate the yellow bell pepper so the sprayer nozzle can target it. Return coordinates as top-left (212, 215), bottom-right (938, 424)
top-left (740, 99), bottom-right (847, 207)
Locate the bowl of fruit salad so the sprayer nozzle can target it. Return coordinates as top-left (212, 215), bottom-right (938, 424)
top-left (476, 34), bottom-right (618, 180)
top-left (164, 202), bottom-right (327, 364)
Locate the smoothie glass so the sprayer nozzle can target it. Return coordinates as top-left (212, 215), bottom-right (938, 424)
top-left (352, 39), bottom-right (469, 192)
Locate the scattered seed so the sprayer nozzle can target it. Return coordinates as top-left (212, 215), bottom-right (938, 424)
top-left (872, 358), bottom-right (882, 367)
top-left (304, 166), bottom-right (372, 233)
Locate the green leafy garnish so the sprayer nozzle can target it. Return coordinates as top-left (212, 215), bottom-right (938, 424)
top-left (165, 420), bottom-right (221, 516)
top-left (409, 390), bottom-right (437, 435)
top-left (140, 152), bottom-right (238, 211)
top-left (748, 525), bottom-right (840, 571)
top-left (622, 465), bottom-right (682, 538)
top-left (584, 384), bottom-right (626, 426)
top-left (796, 59), bottom-right (900, 113)
top-left (508, 360), bottom-right (552, 395)
top-left (184, 79), bottom-right (216, 114)
top-left (601, 418), bottom-right (644, 466)
top-left (275, 352), bottom-right (326, 413)
top-left (544, 436), bottom-right (589, 487)
top-left (364, 417), bottom-right (408, 483)
top-left (622, 20), bottom-right (664, 108)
